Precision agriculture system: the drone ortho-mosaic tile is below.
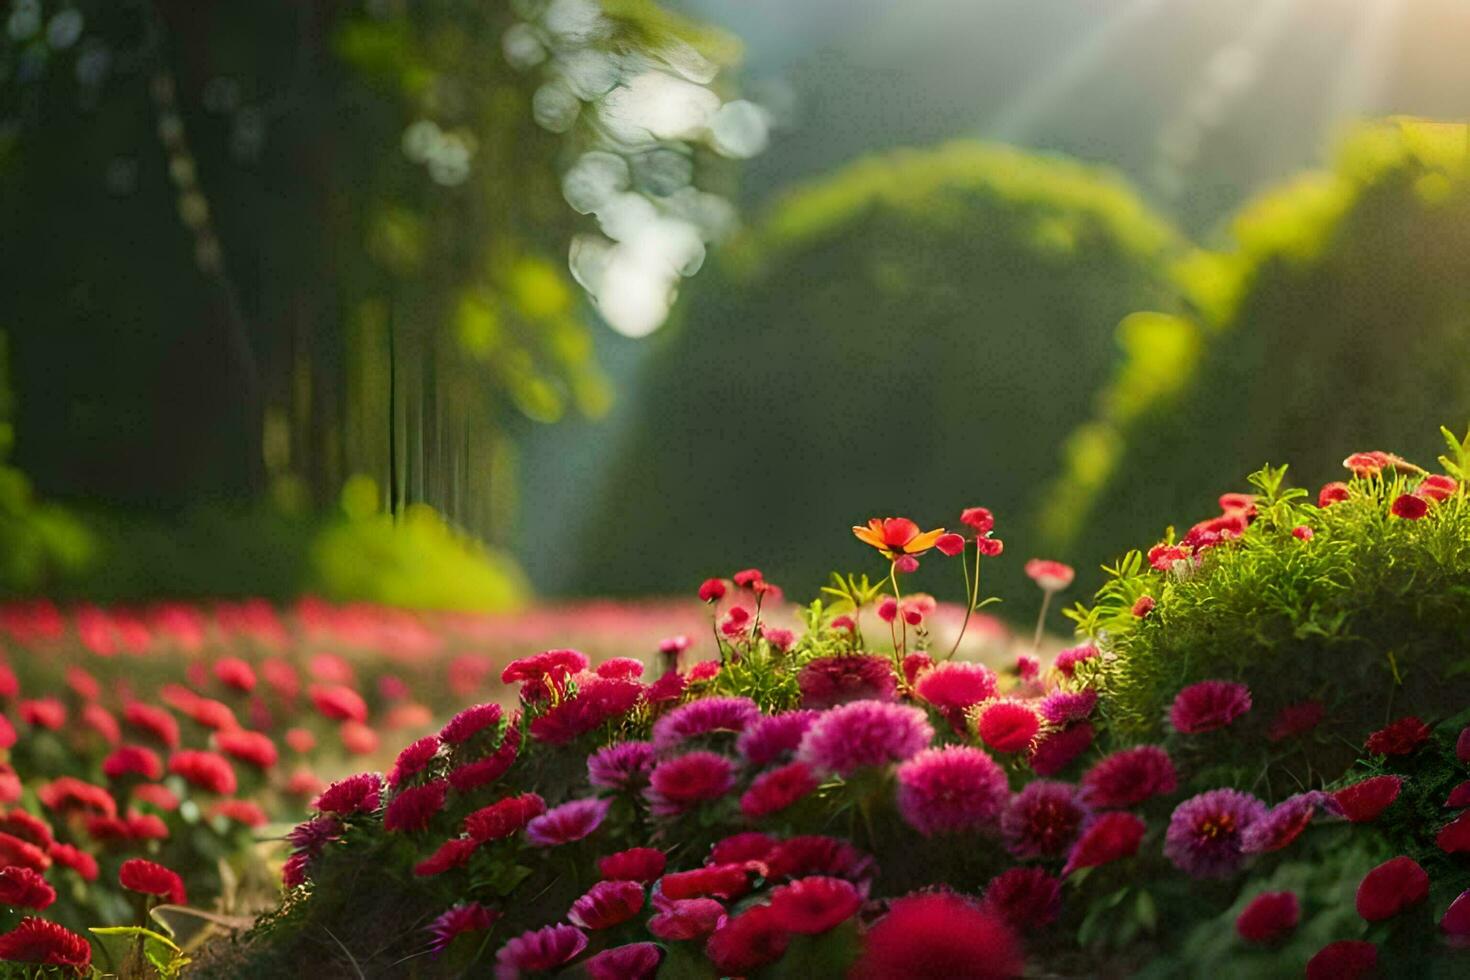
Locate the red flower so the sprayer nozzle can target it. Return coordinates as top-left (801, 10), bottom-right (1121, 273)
top-left (977, 537), bottom-right (1004, 557)
top-left (740, 761), bottom-right (818, 819)
top-left (1443, 890), bottom-right (1470, 947)
top-left (1317, 481), bottom-right (1351, 507)
top-left (765, 835), bottom-right (876, 883)
top-left (1236, 891), bottom-right (1299, 943)
top-left (0, 867), bottom-right (55, 910)
top-left (214, 657), bottom-right (257, 693)
top-left (0, 812), bottom-right (52, 850)
top-left (119, 858), bottom-right (187, 905)
top-left (710, 833), bottom-right (777, 866)
top-left (1080, 746), bottom-right (1177, 809)
top-left (211, 800), bottom-right (267, 827)
top-left (569, 880), bottom-right (645, 930)
top-left (705, 904), bottom-right (790, 976)
top-left (977, 701), bottom-right (1040, 753)
top-left (1131, 595), bottom-right (1156, 618)
top-left (1307, 941), bottom-right (1376, 980)
top-left (36, 777), bottom-right (116, 818)
top-left (960, 508), bottom-right (995, 534)
top-left (310, 683), bottom-right (368, 723)
top-left (1445, 781), bottom-right (1470, 809)
top-left (414, 838), bottom-right (479, 877)
top-left (19, 698), bottom-right (66, 730)
top-left (383, 780), bottom-right (448, 833)
top-left (1343, 451), bottom-right (1391, 477)
top-left (124, 703), bottom-right (179, 749)
top-left (732, 568), bottom-right (764, 588)
top-left (103, 745), bottom-right (163, 781)
top-left (314, 772), bottom-right (382, 815)
top-left (1292, 525), bottom-right (1314, 541)
top-left (983, 867), bottom-right (1060, 930)
top-left (853, 893), bottom-right (1021, 980)
top-left (1062, 811), bottom-right (1146, 877)
top-left (1147, 543), bottom-right (1189, 570)
top-left (698, 578), bottom-right (727, 603)
top-left (935, 533), bottom-right (966, 557)
top-left (852, 518), bottom-right (947, 561)
top-left (1390, 493), bottom-right (1429, 519)
top-left (660, 864), bottom-right (750, 901)
top-left (464, 793), bottom-right (545, 843)
top-left (1418, 474), bottom-right (1459, 501)
top-left (1365, 716), bottom-right (1430, 755)
top-left (1267, 701), bottom-right (1325, 742)
top-left (1024, 559), bottom-right (1074, 592)
top-left (1333, 776), bottom-right (1402, 823)
top-left (1355, 856), bottom-right (1428, 922)
top-left (1027, 722), bottom-right (1094, 777)
top-left (215, 729), bottom-right (278, 770)
top-left (169, 750), bottom-right (237, 795)
top-left (648, 895), bottom-right (726, 941)
top-left (0, 917), bottom-right (92, 971)
top-left (1169, 680), bottom-right (1251, 734)
top-left (1460, 725), bottom-right (1470, 763)
top-left (439, 703), bottom-right (503, 745)
top-left (767, 876), bottom-right (862, 934)
top-left (1438, 811), bottom-right (1470, 854)
top-left (599, 847), bottom-right (666, 883)
top-left (48, 843), bottom-right (98, 882)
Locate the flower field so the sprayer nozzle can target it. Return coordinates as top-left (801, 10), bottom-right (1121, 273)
top-left (1, 431), bottom-right (1468, 977)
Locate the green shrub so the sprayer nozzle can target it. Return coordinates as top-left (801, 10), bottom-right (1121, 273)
top-left (1071, 428), bottom-right (1470, 785)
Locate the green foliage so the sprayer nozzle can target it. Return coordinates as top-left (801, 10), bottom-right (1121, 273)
top-left (1045, 118), bottom-right (1470, 569)
top-left (1071, 447), bottom-right (1470, 785)
top-left (574, 141), bottom-right (1185, 604)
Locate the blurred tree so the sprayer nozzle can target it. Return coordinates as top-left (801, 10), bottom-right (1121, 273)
top-left (1042, 118), bottom-right (1470, 569)
top-left (572, 141), bottom-right (1185, 604)
top-left (0, 0), bottom-right (746, 592)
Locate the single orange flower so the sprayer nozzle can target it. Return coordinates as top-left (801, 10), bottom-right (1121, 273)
top-left (852, 518), bottom-right (946, 561)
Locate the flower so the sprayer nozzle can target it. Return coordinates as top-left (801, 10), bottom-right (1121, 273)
top-left (1292, 525), bottom-right (1315, 541)
top-left (741, 762), bottom-right (819, 819)
top-left (1164, 789), bottom-right (1266, 878)
top-left (309, 684), bottom-right (368, 723)
top-left (599, 847), bottom-right (666, 883)
top-left (526, 797), bottom-right (610, 846)
top-left (214, 657), bottom-right (256, 693)
top-left (983, 867), bottom-right (1060, 930)
top-left (768, 876), bottom-right (863, 934)
top-left (1003, 781), bottom-right (1089, 858)
top-left (1038, 689), bottom-right (1097, 726)
top-left (1148, 543), bottom-right (1190, 570)
top-left (662, 864), bottom-right (751, 901)
top-left (644, 752), bottom-right (736, 815)
top-left (797, 655), bottom-right (896, 709)
top-left (896, 746), bottom-right (1009, 836)
top-left (501, 649), bottom-right (589, 687)
top-left (587, 741), bottom-right (656, 790)
top-left (1131, 595), bottom-right (1156, 617)
top-left (797, 701), bottom-right (934, 776)
top-left (935, 533), bottom-right (966, 557)
top-left (1438, 811), bottom-right (1470, 854)
top-left (212, 799), bottom-right (268, 827)
top-left (1062, 811), bottom-right (1146, 877)
top-left (913, 662), bottom-right (998, 725)
top-left (647, 895), bottom-right (726, 940)
top-left (383, 779), bottom-right (448, 833)
top-left (1442, 891), bottom-right (1470, 947)
top-left (1307, 941), bottom-right (1377, 980)
top-left (1333, 776), bottom-right (1402, 823)
top-left (1460, 725), bottom-right (1470, 763)
top-left (1345, 450), bottom-right (1391, 476)
top-left (103, 745), bottom-right (163, 781)
top-left (48, 844), bottom-right (98, 882)
top-left (585, 943), bottom-right (661, 980)
top-left (960, 508), bottom-right (995, 534)
top-left (651, 697), bottom-right (760, 753)
top-left (1364, 716), bottom-right (1430, 755)
top-left (1356, 857), bottom-right (1428, 921)
top-left (976, 700), bottom-right (1041, 753)
top-left (569, 880), bottom-right (645, 930)
top-left (439, 703), bottom-right (502, 745)
top-left (495, 924), bottom-right (588, 980)
top-left (388, 736), bottom-right (440, 788)
top-left (765, 835), bottom-right (876, 883)
top-left (1446, 781), bottom-right (1470, 809)
top-left (705, 904), bottom-right (792, 976)
top-left (314, 772), bottom-right (382, 815)
top-left (710, 833), bottom-right (777, 865)
top-left (698, 578), bottom-right (727, 602)
top-left (1318, 481), bottom-right (1351, 507)
top-left (1237, 891), bottom-right (1299, 944)
top-left (119, 858), bottom-right (186, 904)
top-left (19, 698), bottom-right (65, 730)
top-left (852, 893), bottom-right (1021, 980)
top-left (1267, 701), bottom-right (1325, 741)
top-left (464, 794), bottom-right (545, 842)
top-left (1027, 722), bottom-right (1094, 776)
top-left (1419, 473), bottom-right (1459, 500)
top-left (1080, 746), bottom-right (1177, 808)
top-left (852, 518), bottom-right (947, 561)
top-left (1390, 492), bottom-right (1429, 519)
top-left (1169, 680), bottom-right (1251, 734)
top-left (1052, 644), bottom-right (1098, 678)
top-left (215, 729), bottom-right (278, 770)
top-left (977, 537), bottom-right (1004, 557)
top-left (0, 867), bottom-right (54, 910)
top-left (1241, 792), bottom-right (1331, 854)
top-left (427, 903), bottom-right (498, 956)
top-left (737, 711), bottom-right (819, 767)
top-left (0, 917), bottom-right (92, 970)
top-left (168, 750), bottom-right (237, 795)
top-left (1024, 559), bottom-right (1074, 592)
top-left (894, 555), bottom-right (920, 574)
top-left (36, 777), bottom-right (115, 818)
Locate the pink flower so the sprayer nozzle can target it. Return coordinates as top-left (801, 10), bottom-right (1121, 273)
top-left (913, 662), bottom-right (998, 725)
top-left (587, 741), bottom-right (656, 791)
top-left (976, 700), bottom-right (1041, 753)
top-left (767, 876), bottom-right (863, 934)
top-left (585, 943), bottom-right (661, 980)
top-left (1292, 525), bottom-right (1314, 541)
top-left (439, 703), bottom-right (502, 745)
top-left (710, 833), bottom-right (777, 865)
top-left (797, 701), bottom-right (934, 776)
top-left (852, 893), bottom-right (1020, 980)
top-left (960, 508), bottom-right (995, 534)
top-left (103, 745), bottom-right (163, 782)
top-left (1241, 792), bottom-right (1333, 854)
top-left (464, 795), bottom-right (545, 842)
top-left (1418, 473), bottom-right (1459, 501)
top-left (1024, 559), bottom-right (1074, 592)
top-left (388, 736), bottom-right (440, 788)
top-left (1169, 680), bottom-right (1251, 734)
top-left (495, 924), bottom-right (588, 980)
top-left (741, 762), bottom-right (818, 819)
top-left (1003, 781), bottom-right (1089, 858)
top-left (568, 880), bottom-right (644, 930)
top-left (526, 797), bottom-right (610, 846)
top-left (896, 746), bottom-right (1008, 837)
top-left (737, 711), bottom-right (819, 767)
top-left (983, 867), bottom-right (1060, 930)
top-left (644, 752), bottom-right (736, 816)
top-left (698, 578), bottom-right (727, 602)
top-left (1356, 856), bottom-right (1428, 921)
top-left (977, 537), bottom-right (1004, 557)
top-left (383, 779), bottom-right (448, 833)
top-left (427, 903), bottom-right (498, 956)
top-left (1038, 689), bottom-right (1098, 726)
top-left (797, 656), bottom-right (896, 709)
top-left (1237, 891), bottom-right (1299, 944)
top-left (1027, 722), bottom-right (1094, 776)
top-left (1080, 746), bottom-right (1176, 809)
top-left (935, 533), bottom-right (966, 557)
top-left (1164, 788), bottom-right (1266, 878)
top-left (1063, 811), bottom-right (1146, 876)
top-left (1317, 481), bottom-right (1351, 507)
top-left (765, 835), bottom-right (876, 883)
top-left (1052, 644), bottom-right (1098, 679)
top-left (732, 568), bottom-right (763, 588)
top-left (647, 894), bottom-right (725, 941)
top-left (651, 697), bottom-right (760, 753)
top-left (168, 750), bottom-right (237, 795)
top-left (762, 627), bottom-right (796, 651)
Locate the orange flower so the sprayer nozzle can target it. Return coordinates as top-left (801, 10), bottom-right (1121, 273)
top-left (852, 518), bottom-right (946, 561)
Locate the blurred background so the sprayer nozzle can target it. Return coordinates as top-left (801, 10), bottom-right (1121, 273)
top-left (3, 0), bottom-right (1469, 618)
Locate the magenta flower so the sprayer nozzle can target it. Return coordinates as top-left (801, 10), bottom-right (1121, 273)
top-left (1038, 689), bottom-right (1098, 725)
top-left (568, 880), bottom-right (645, 930)
top-left (1169, 680), bottom-right (1252, 734)
top-left (1165, 788), bottom-right (1267, 878)
top-left (651, 697), bottom-right (760, 754)
top-left (797, 655), bottom-right (897, 709)
top-left (895, 746), bottom-right (1009, 837)
top-left (1052, 644), bottom-right (1098, 678)
top-left (913, 662), bottom-right (998, 724)
top-left (1241, 792), bottom-right (1336, 854)
top-left (647, 893), bottom-right (726, 940)
top-left (584, 943), bottom-right (662, 980)
top-left (644, 752), bottom-right (736, 816)
top-left (736, 711), bottom-right (819, 767)
top-left (1002, 781), bottom-right (1089, 858)
top-left (427, 903), bottom-right (498, 956)
top-left (495, 924), bottom-right (588, 979)
top-left (1080, 746), bottom-right (1177, 809)
top-left (587, 741), bottom-right (656, 791)
top-left (526, 797), bottom-right (610, 846)
top-left (439, 703), bottom-right (502, 745)
top-left (798, 701), bottom-right (934, 776)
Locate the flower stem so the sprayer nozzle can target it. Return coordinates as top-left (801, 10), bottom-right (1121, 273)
top-left (1031, 589), bottom-right (1054, 655)
top-left (946, 543), bottom-right (983, 660)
